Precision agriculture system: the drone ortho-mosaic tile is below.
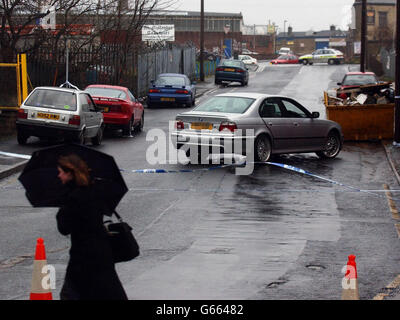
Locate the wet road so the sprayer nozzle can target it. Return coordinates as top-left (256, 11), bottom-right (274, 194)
top-left (1, 62), bottom-right (400, 300)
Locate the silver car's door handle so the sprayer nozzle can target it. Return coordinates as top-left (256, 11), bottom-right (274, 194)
top-left (268, 122), bottom-right (273, 126)
top-left (293, 122), bottom-right (299, 126)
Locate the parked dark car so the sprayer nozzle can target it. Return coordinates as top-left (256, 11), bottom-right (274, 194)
top-left (215, 59), bottom-right (249, 86)
top-left (147, 73), bottom-right (196, 108)
top-left (336, 72), bottom-right (379, 99)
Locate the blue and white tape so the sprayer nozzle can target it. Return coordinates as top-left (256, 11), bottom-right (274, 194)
top-left (125, 161), bottom-right (400, 201)
top-left (0, 149), bottom-right (398, 201)
top-left (122, 164), bottom-right (235, 173)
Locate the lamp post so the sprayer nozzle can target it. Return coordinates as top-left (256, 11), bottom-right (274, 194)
top-left (360, 0), bottom-right (366, 73)
top-left (394, 0), bottom-right (400, 144)
top-left (284, 20), bottom-right (287, 37)
top-left (200, 0), bottom-right (205, 82)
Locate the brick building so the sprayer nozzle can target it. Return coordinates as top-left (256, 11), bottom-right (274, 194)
top-left (145, 10), bottom-right (275, 57)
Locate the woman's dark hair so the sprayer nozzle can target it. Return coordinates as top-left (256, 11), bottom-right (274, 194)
top-left (58, 154), bottom-right (91, 187)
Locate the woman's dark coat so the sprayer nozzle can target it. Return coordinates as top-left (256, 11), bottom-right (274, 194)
top-left (56, 183), bottom-right (127, 300)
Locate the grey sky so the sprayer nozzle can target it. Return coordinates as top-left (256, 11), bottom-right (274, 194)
top-left (172, 0), bottom-right (355, 32)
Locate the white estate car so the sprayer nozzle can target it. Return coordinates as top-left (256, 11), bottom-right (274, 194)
top-left (16, 86), bottom-right (104, 145)
top-left (299, 48), bottom-right (344, 65)
top-left (238, 55), bottom-right (258, 65)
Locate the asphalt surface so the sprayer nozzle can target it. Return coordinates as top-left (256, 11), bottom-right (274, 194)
top-left (1, 63), bottom-right (400, 300)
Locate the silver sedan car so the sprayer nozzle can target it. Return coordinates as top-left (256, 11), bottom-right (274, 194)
top-left (171, 92), bottom-right (343, 162)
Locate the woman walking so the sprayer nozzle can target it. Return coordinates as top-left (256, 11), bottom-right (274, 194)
top-left (56, 153), bottom-right (128, 300)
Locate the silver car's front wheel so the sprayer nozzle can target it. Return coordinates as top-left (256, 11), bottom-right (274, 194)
top-left (254, 135), bottom-right (271, 162)
top-left (316, 132), bottom-right (341, 159)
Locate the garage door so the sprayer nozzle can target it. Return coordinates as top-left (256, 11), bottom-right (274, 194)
top-left (315, 41), bottom-right (329, 50)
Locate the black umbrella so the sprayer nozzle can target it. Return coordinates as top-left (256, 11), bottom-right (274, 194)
top-left (18, 143), bottom-right (128, 214)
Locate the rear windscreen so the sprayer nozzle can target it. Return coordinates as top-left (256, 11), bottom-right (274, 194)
top-left (85, 87), bottom-right (127, 99)
top-left (155, 76), bottom-right (186, 86)
top-left (24, 89), bottom-right (77, 111)
top-left (194, 96), bottom-right (255, 114)
top-left (220, 60), bottom-right (242, 68)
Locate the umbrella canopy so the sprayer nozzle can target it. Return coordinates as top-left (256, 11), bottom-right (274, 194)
top-left (18, 143), bottom-right (128, 214)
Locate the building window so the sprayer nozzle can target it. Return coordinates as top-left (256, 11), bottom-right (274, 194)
top-left (367, 10), bottom-right (375, 25)
top-left (379, 11), bottom-right (388, 28)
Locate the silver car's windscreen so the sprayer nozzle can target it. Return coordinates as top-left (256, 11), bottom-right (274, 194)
top-left (24, 89), bottom-right (77, 111)
top-left (155, 76), bottom-right (185, 86)
top-left (85, 88), bottom-right (127, 99)
top-left (193, 96), bottom-right (255, 114)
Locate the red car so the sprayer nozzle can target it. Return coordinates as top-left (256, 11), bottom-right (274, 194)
top-left (85, 85), bottom-right (144, 136)
top-left (270, 54), bottom-right (299, 64)
top-left (336, 72), bottom-right (379, 99)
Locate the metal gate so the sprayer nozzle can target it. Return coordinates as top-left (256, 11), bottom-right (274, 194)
top-left (0, 54), bottom-right (28, 110)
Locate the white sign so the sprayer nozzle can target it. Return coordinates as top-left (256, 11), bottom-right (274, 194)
top-left (329, 41), bottom-right (346, 47)
top-left (354, 41), bottom-right (361, 54)
top-left (142, 25), bottom-right (175, 42)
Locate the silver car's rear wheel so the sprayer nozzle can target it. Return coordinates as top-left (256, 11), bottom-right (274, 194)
top-left (254, 135), bottom-right (271, 162)
top-left (302, 59), bottom-right (308, 65)
top-left (316, 132), bottom-right (341, 159)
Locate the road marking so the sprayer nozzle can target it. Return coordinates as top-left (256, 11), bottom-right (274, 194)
top-left (386, 275), bottom-right (400, 289)
top-left (0, 151), bottom-right (31, 160)
top-left (373, 275), bottom-right (400, 300)
top-left (373, 293), bottom-right (389, 300)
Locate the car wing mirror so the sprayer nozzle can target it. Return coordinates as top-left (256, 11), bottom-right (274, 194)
top-left (138, 97), bottom-right (144, 103)
top-left (311, 112), bottom-right (320, 118)
top-left (337, 82), bottom-right (342, 85)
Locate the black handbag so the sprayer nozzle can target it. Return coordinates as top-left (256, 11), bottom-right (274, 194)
top-left (104, 211), bottom-right (140, 263)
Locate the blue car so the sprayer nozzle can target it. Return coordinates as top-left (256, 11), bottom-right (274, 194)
top-left (147, 73), bottom-right (196, 108)
top-left (215, 59), bottom-right (249, 86)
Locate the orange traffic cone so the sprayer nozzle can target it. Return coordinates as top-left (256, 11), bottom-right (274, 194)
top-left (341, 254), bottom-right (360, 300)
top-left (30, 238), bottom-right (53, 300)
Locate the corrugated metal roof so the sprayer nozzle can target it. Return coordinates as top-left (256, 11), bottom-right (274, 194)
top-left (276, 29), bottom-right (348, 40)
top-left (150, 10), bottom-right (243, 18)
top-left (354, 0), bottom-right (395, 5)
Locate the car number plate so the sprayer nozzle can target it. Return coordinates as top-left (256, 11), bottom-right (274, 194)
top-left (161, 97), bottom-right (175, 102)
top-left (224, 68), bottom-right (235, 72)
top-left (191, 122), bottom-right (212, 130)
top-left (37, 112), bottom-right (59, 120)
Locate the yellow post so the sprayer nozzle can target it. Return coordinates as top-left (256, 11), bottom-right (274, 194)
top-left (20, 53), bottom-right (28, 102)
top-left (16, 54), bottom-right (21, 106)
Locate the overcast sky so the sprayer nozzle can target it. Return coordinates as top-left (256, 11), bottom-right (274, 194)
top-left (171, 0), bottom-right (355, 32)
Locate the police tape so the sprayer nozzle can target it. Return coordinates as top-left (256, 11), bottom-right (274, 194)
top-left (121, 163), bottom-right (235, 173)
top-left (124, 161), bottom-right (400, 201)
top-left (0, 153), bottom-right (399, 201)
top-left (265, 161), bottom-right (392, 200)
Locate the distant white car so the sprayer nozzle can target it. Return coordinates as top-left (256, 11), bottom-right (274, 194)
top-left (238, 55), bottom-right (258, 65)
top-left (278, 47), bottom-right (292, 55)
